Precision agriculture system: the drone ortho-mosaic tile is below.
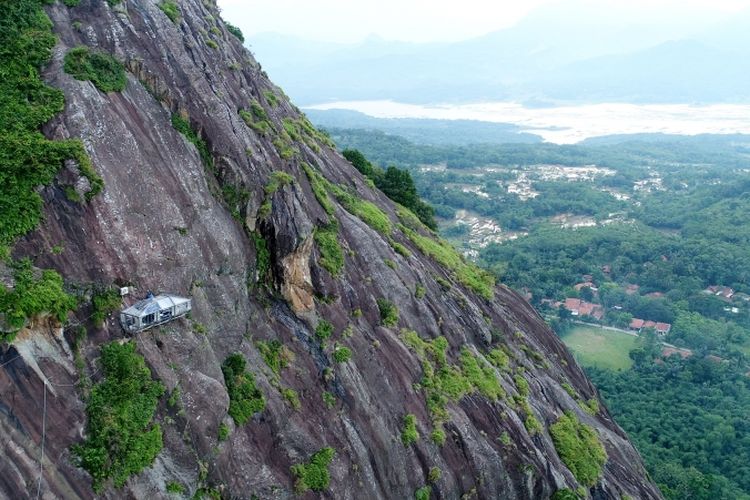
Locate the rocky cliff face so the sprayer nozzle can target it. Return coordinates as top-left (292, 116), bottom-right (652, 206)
top-left (0, 1), bottom-right (661, 499)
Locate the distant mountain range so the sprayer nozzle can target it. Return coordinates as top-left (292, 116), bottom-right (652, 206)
top-left (305, 109), bottom-right (543, 145)
top-left (248, 3), bottom-right (750, 105)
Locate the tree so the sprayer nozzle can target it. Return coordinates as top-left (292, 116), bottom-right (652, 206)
top-left (342, 149), bottom-right (374, 178)
top-left (342, 149), bottom-right (437, 229)
top-left (379, 166), bottom-right (419, 208)
top-left (579, 286), bottom-right (594, 302)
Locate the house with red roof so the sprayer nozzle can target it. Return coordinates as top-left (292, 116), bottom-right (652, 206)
top-left (629, 318), bottom-right (645, 330)
top-left (578, 302), bottom-right (594, 315)
top-left (564, 298), bottom-right (581, 315)
top-left (630, 318), bottom-right (671, 336)
top-left (563, 299), bottom-right (603, 320)
top-left (704, 285), bottom-right (735, 301)
top-left (655, 322), bottom-right (671, 335)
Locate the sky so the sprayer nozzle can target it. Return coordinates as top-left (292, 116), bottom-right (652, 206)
top-left (216, 0), bottom-right (750, 44)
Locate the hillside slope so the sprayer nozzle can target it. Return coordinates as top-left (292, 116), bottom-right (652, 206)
top-left (0, 1), bottom-right (660, 498)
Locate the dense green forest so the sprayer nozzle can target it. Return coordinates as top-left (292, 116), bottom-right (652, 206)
top-left (590, 356), bottom-right (750, 500)
top-left (326, 127), bottom-right (750, 171)
top-left (326, 125), bottom-right (750, 499)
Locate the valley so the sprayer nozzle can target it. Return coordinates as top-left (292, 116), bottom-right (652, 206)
top-left (1, 0), bottom-right (746, 497)
top-left (323, 123), bottom-right (750, 499)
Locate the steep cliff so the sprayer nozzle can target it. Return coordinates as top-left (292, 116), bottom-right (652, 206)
top-left (0, 1), bottom-right (661, 499)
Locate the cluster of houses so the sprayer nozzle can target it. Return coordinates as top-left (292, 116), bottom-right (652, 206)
top-left (659, 346), bottom-right (730, 367)
top-left (628, 318), bottom-right (671, 336)
top-left (704, 285), bottom-right (736, 300)
top-left (559, 297), bottom-right (672, 336)
top-left (558, 277), bottom-right (605, 320)
top-left (561, 298), bottom-right (604, 320)
top-left (549, 276), bottom-right (750, 340)
top-left (703, 285), bottom-right (750, 314)
top-left (552, 274), bottom-right (675, 336)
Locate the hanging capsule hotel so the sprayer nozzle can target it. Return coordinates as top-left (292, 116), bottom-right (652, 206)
top-left (119, 293), bottom-right (192, 333)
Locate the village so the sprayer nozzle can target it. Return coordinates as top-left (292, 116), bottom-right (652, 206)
top-left (543, 272), bottom-right (750, 365)
top-left (556, 295), bottom-right (672, 336)
top-left (433, 162), bottom-right (645, 259)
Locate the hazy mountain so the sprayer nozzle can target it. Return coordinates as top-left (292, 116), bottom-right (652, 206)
top-left (248, 2), bottom-right (750, 105)
top-left (540, 40), bottom-right (750, 103)
top-left (305, 109), bottom-right (543, 145)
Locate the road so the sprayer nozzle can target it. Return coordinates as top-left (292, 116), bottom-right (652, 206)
top-left (570, 319), bottom-right (690, 353)
top-left (571, 320), bottom-right (639, 337)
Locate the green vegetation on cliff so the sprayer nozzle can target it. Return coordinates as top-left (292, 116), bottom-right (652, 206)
top-left (91, 288), bottom-right (122, 327)
top-left (314, 223), bottom-right (344, 276)
top-left (401, 414), bottom-right (419, 445)
top-left (256, 339), bottom-right (293, 376)
top-left (157, 0), bottom-right (180, 23)
top-left (302, 162), bottom-right (486, 301)
top-left (328, 182), bottom-right (392, 235)
top-left (549, 411), bottom-right (607, 486)
top-left (291, 447), bottom-right (335, 493)
top-left (224, 21), bottom-right (244, 42)
top-left (222, 353), bottom-right (266, 425)
top-left (315, 319), bottom-right (334, 341)
top-left (264, 171), bottom-right (295, 195)
top-left (377, 298), bottom-right (399, 327)
top-left (402, 330), bottom-right (507, 436)
top-left (259, 171), bottom-right (294, 218)
top-left (0, 0), bottom-right (101, 245)
top-left (0, 259), bottom-right (77, 341)
top-left (171, 114), bottom-right (214, 172)
top-left (400, 224), bottom-right (494, 299)
top-left (251, 230), bottom-right (271, 285)
top-left (302, 163), bottom-right (335, 216)
top-left (415, 485), bottom-right (432, 500)
top-left (332, 344), bottom-right (352, 363)
top-left (63, 46), bottom-right (126, 93)
top-left (239, 106), bottom-right (271, 135)
top-left (342, 148), bottom-right (436, 229)
top-left (73, 342), bottom-right (165, 491)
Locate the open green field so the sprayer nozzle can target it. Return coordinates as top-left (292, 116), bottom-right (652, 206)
top-left (561, 325), bottom-right (640, 371)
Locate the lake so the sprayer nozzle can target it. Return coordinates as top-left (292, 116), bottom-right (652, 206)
top-left (305, 100), bottom-right (750, 144)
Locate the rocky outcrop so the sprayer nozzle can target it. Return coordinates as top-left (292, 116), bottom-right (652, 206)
top-left (280, 235), bottom-right (315, 314)
top-left (0, 0), bottom-right (661, 499)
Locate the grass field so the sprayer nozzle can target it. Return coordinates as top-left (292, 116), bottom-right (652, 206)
top-left (561, 325), bottom-right (640, 371)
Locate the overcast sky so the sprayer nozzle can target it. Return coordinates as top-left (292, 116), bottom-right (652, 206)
top-left (216, 0), bottom-right (750, 43)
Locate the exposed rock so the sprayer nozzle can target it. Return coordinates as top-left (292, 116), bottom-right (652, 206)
top-left (12, 317), bottom-right (74, 398)
top-left (0, 0), bottom-right (662, 499)
top-left (280, 234), bottom-right (315, 314)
